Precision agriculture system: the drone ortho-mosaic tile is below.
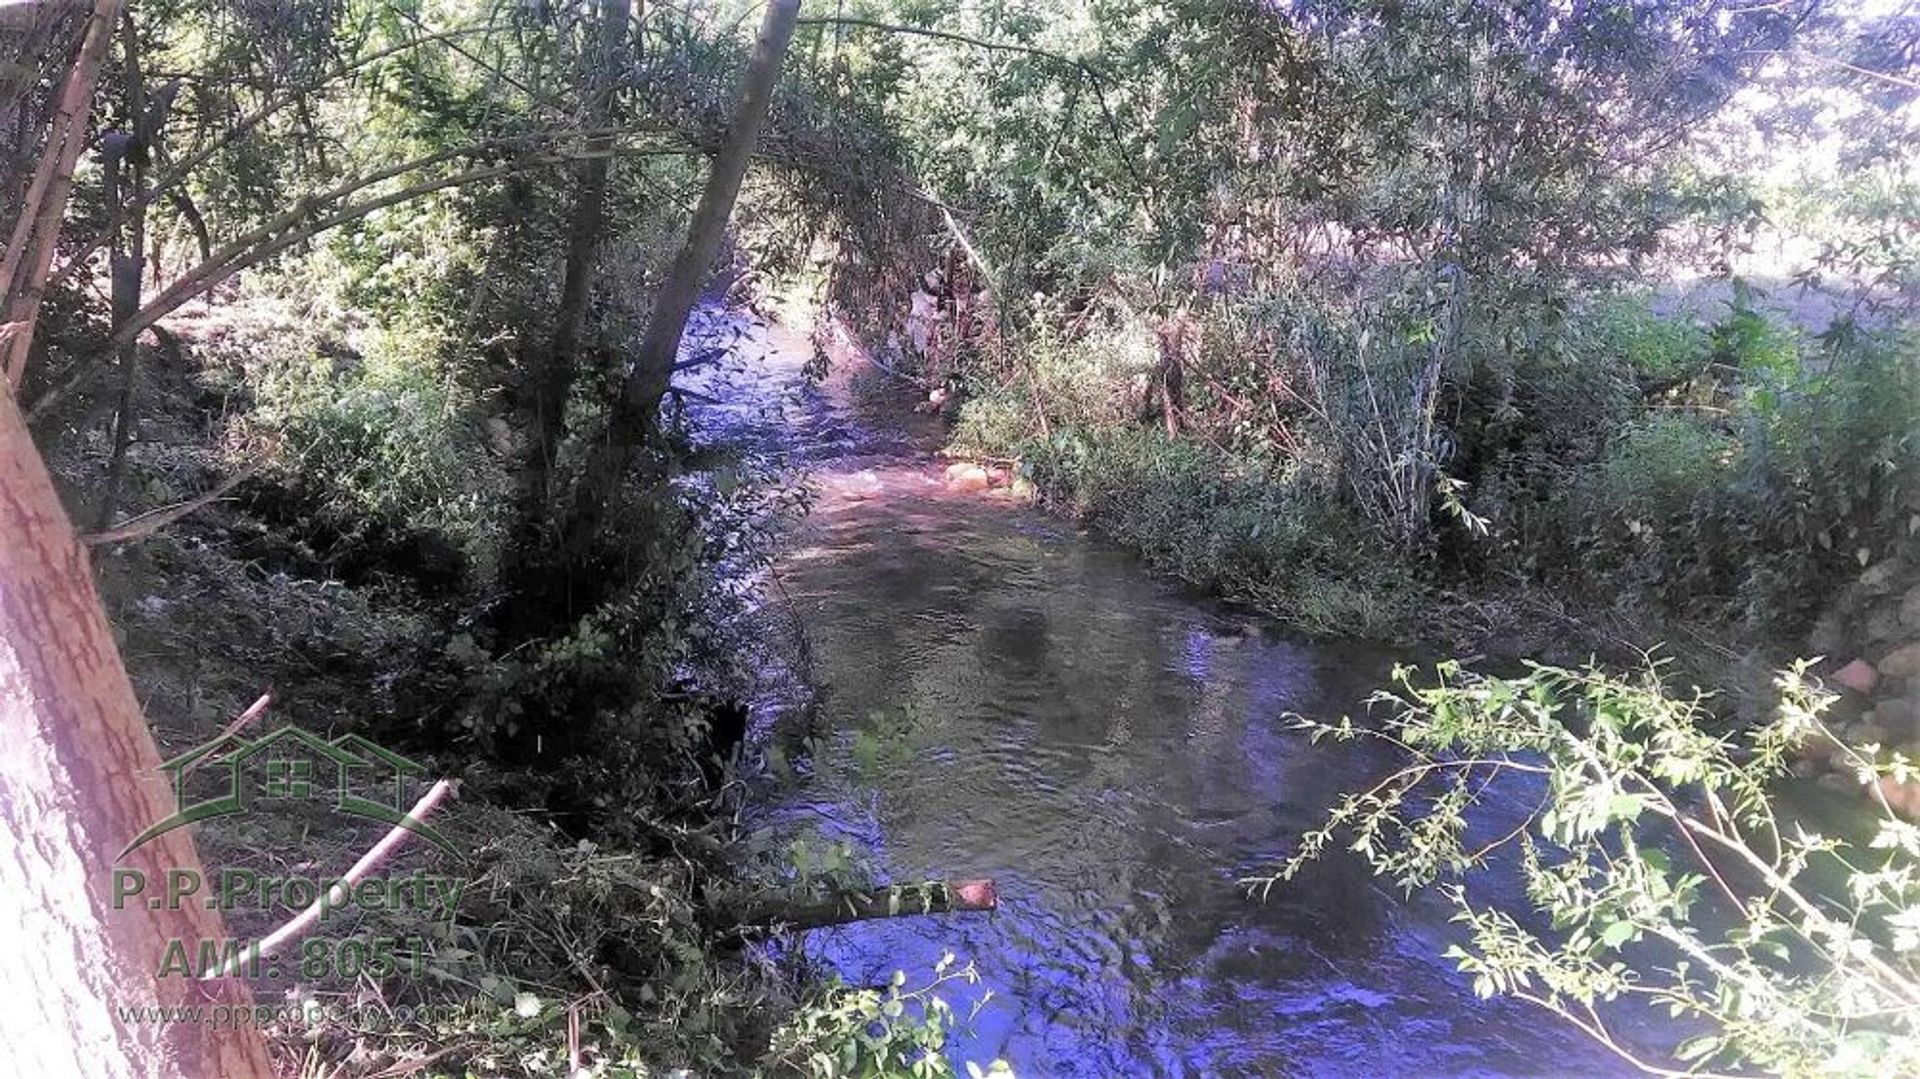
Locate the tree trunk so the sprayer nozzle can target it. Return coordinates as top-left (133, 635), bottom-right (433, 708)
top-left (95, 10), bottom-right (151, 531)
top-left (1155, 315), bottom-right (1186, 439)
top-left (1, 0), bottom-right (121, 391)
top-left (0, 387), bottom-right (275, 1076)
top-left (523, 0), bottom-right (631, 513)
top-left (559, 0), bottom-right (799, 561)
top-left (622, 0), bottom-right (797, 424)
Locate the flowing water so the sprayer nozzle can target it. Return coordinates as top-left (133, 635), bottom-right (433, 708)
top-left (686, 310), bottom-right (1645, 1077)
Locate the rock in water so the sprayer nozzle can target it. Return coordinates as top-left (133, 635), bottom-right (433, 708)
top-left (947, 464), bottom-right (991, 493)
top-left (1878, 642), bottom-right (1920, 680)
top-left (1833, 658), bottom-right (1879, 695)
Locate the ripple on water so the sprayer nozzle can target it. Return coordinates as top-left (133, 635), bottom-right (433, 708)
top-left (688, 309), bottom-right (1649, 1077)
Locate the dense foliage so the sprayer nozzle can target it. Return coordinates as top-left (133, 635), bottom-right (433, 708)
top-left (1263, 661), bottom-right (1920, 1077)
top-left (792, 0), bottom-right (1917, 645)
top-left (6, 0), bottom-right (1915, 1073)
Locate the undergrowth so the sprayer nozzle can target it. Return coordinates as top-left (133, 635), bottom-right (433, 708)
top-left (1016, 427), bottom-right (1420, 639)
top-left (945, 286), bottom-right (1918, 654)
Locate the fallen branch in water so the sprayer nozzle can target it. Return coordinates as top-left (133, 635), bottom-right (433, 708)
top-left (731, 879), bottom-right (998, 932)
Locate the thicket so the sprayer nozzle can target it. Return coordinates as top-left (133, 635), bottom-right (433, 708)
top-left (1481, 302), bottom-right (1919, 640)
top-left (6, 0), bottom-right (976, 1073)
top-left (810, 0), bottom-right (1917, 650)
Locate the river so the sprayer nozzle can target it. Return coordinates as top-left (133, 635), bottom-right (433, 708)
top-left (684, 309), bottom-right (1646, 1077)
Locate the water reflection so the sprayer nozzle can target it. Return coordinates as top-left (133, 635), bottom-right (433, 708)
top-left (689, 312), bottom-right (1635, 1076)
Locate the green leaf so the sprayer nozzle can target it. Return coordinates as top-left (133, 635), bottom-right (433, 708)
top-left (1676, 1035), bottom-right (1722, 1062)
top-left (1599, 920), bottom-right (1635, 949)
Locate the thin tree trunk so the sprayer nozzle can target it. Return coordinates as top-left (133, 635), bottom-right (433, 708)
top-left (559, 0), bottom-right (799, 561)
top-left (1, 0), bottom-right (121, 391)
top-left (166, 187), bottom-right (211, 267)
top-left (622, 0), bottom-right (797, 425)
top-left (522, 0), bottom-right (631, 519)
top-left (1155, 313), bottom-right (1186, 439)
top-left (96, 9), bottom-right (150, 531)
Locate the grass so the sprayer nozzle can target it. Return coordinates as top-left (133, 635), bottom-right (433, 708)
top-left (1015, 425), bottom-right (1422, 639)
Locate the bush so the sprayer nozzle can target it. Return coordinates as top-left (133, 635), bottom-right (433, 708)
top-left (1022, 427), bottom-right (1420, 637)
top-left (950, 391), bottom-right (1033, 458)
top-left (1587, 293), bottom-right (1710, 380)
top-left (1710, 284), bottom-right (1803, 378)
top-left (1594, 414), bottom-right (1735, 521)
top-left (1559, 326), bottom-right (1920, 634)
top-left (1266, 659), bottom-right (1920, 1079)
top-left (1460, 293), bottom-right (1917, 640)
top-left (763, 958), bottom-right (1003, 1078)
top-left (248, 319), bottom-right (510, 574)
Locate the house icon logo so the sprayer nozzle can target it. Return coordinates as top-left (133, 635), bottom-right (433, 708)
top-left (120, 725), bottom-right (456, 859)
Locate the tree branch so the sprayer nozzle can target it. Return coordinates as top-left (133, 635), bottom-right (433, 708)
top-left (80, 458), bottom-right (261, 545)
top-left (43, 22), bottom-right (512, 297)
top-left (28, 134), bottom-right (688, 421)
top-left (200, 779), bottom-right (457, 980)
top-left (730, 879), bottom-right (998, 931)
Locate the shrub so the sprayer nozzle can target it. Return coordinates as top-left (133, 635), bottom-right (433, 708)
top-left (950, 391), bottom-right (1034, 458)
top-left (1716, 329), bottom-right (1920, 630)
top-left (1022, 427), bottom-right (1419, 637)
top-left (1588, 293), bottom-right (1710, 380)
top-left (1484, 303), bottom-right (1916, 639)
top-left (1593, 414), bottom-right (1735, 522)
top-left (762, 957), bottom-right (1003, 1078)
top-left (248, 320), bottom-right (509, 573)
top-left (1710, 285), bottom-right (1803, 378)
top-left (1264, 660), bottom-right (1920, 1079)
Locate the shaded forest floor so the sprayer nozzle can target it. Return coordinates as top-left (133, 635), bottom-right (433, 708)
top-left (47, 302), bottom-right (799, 1076)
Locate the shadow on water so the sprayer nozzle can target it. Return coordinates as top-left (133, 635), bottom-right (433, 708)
top-left (683, 310), bottom-right (1643, 1077)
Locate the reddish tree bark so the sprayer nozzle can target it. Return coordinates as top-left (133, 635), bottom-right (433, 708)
top-left (0, 386), bottom-right (275, 1076)
top-left (0, 4), bottom-right (274, 1070)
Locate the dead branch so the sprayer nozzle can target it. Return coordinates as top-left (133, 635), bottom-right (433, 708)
top-left (218, 692), bottom-right (272, 737)
top-left (80, 458), bottom-right (262, 545)
top-left (178, 693), bottom-right (273, 777)
top-left (201, 779), bottom-right (456, 980)
top-left (730, 878), bottom-right (998, 932)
